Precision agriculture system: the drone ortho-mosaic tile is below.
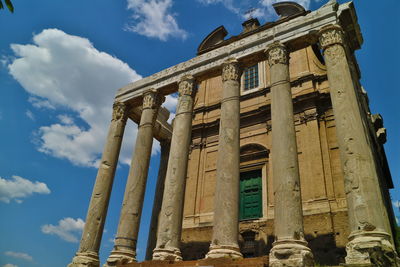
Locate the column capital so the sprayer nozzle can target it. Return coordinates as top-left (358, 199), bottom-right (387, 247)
top-left (265, 41), bottom-right (289, 67)
top-left (178, 75), bottom-right (195, 96)
top-left (222, 58), bottom-right (241, 82)
top-left (318, 24), bottom-right (344, 51)
top-left (142, 89), bottom-right (164, 109)
top-left (112, 101), bottom-right (128, 123)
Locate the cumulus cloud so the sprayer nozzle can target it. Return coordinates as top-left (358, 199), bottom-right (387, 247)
top-left (0, 175), bottom-right (50, 203)
top-left (8, 29), bottom-right (145, 167)
top-left (4, 251), bottom-right (33, 262)
top-left (41, 217), bottom-right (85, 243)
top-left (2, 264), bottom-right (18, 267)
top-left (393, 200), bottom-right (400, 209)
top-left (126, 0), bottom-right (187, 41)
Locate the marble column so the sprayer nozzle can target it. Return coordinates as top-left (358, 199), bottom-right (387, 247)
top-left (152, 75), bottom-right (196, 261)
top-left (265, 42), bottom-right (313, 267)
top-left (68, 102), bottom-right (128, 267)
top-left (145, 141), bottom-right (170, 260)
top-left (206, 58), bottom-right (243, 259)
top-left (105, 90), bottom-right (164, 266)
top-left (319, 25), bottom-right (397, 266)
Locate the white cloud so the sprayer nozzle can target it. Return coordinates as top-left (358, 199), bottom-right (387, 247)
top-left (198, 0), bottom-right (317, 20)
top-left (2, 264), bottom-right (18, 267)
top-left (8, 28), bottom-right (145, 167)
top-left (0, 175), bottom-right (50, 203)
top-left (28, 96), bottom-right (55, 110)
top-left (197, 0), bottom-right (240, 15)
top-left (4, 251), bottom-right (33, 262)
top-left (393, 200), bottom-right (400, 209)
top-left (41, 217), bottom-right (85, 243)
top-left (57, 114), bottom-right (74, 125)
top-left (25, 110), bottom-right (35, 120)
top-left (126, 0), bottom-right (187, 41)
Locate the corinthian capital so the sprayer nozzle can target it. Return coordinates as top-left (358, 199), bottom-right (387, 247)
top-left (142, 89), bottom-right (164, 109)
top-left (222, 58), bottom-right (240, 82)
top-left (112, 101), bottom-right (128, 122)
top-left (178, 75), bottom-right (195, 97)
top-left (265, 42), bottom-right (288, 66)
top-left (319, 25), bottom-right (344, 50)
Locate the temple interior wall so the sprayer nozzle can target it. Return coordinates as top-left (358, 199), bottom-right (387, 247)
top-left (180, 45), bottom-right (351, 262)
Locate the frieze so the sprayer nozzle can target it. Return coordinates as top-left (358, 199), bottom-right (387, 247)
top-left (116, 2), bottom-right (343, 102)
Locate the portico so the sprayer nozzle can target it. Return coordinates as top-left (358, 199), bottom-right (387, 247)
top-left (68, 1), bottom-right (398, 267)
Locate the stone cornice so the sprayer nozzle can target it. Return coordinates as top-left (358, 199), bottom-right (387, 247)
top-left (115, 2), bottom-right (355, 103)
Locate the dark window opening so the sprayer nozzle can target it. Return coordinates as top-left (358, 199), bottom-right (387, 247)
top-left (241, 231), bottom-right (257, 258)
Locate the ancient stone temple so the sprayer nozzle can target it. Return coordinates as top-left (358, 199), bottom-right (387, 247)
top-left (68, 1), bottom-right (398, 266)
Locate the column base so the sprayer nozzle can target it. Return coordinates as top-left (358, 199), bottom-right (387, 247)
top-left (269, 239), bottom-right (314, 267)
top-left (68, 251), bottom-right (100, 267)
top-left (152, 247), bottom-right (183, 261)
top-left (345, 230), bottom-right (398, 267)
top-left (206, 245), bottom-right (243, 259)
top-left (103, 248), bottom-right (136, 267)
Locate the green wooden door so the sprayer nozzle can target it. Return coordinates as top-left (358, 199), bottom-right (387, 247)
top-left (240, 170), bottom-right (262, 220)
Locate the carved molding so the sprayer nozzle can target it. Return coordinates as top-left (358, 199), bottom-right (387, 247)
top-left (178, 75), bottom-right (195, 96)
top-left (112, 102), bottom-right (128, 122)
top-left (265, 42), bottom-right (289, 66)
top-left (319, 24), bottom-right (344, 50)
top-left (116, 2), bottom-right (353, 101)
top-left (222, 58), bottom-right (240, 82)
top-left (142, 89), bottom-right (164, 109)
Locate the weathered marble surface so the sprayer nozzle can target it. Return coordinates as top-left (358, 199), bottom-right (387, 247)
top-left (320, 24), bottom-right (397, 266)
top-left (206, 59), bottom-right (243, 260)
top-left (68, 102), bottom-right (128, 267)
top-left (152, 76), bottom-right (196, 261)
top-left (266, 42), bottom-right (313, 267)
top-left (105, 90), bottom-right (164, 266)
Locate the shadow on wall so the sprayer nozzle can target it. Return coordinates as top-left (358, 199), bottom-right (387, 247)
top-left (305, 233), bottom-right (346, 265)
top-left (180, 233), bottom-right (345, 265)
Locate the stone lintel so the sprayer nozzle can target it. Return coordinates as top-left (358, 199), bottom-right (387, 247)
top-left (114, 2), bottom-right (357, 103)
top-left (129, 106), bottom-right (172, 142)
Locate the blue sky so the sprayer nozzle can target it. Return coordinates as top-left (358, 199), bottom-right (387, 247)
top-left (0, 0), bottom-right (399, 266)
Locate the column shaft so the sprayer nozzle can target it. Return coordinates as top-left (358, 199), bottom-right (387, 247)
top-left (206, 58), bottom-right (242, 259)
top-left (319, 25), bottom-right (397, 266)
top-left (145, 142), bottom-right (170, 260)
top-left (105, 90), bottom-right (163, 266)
top-left (68, 102), bottom-right (128, 267)
top-left (266, 42), bottom-right (313, 267)
top-left (152, 75), bottom-right (195, 261)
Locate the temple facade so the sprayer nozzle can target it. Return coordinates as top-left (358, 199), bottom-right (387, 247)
top-left (68, 1), bottom-right (397, 266)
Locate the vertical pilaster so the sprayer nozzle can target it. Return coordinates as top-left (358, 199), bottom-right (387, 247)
top-left (319, 25), bottom-right (397, 266)
top-left (145, 141), bottom-right (170, 260)
top-left (68, 102), bottom-right (128, 267)
top-left (265, 42), bottom-right (313, 267)
top-left (105, 90), bottom-right (163, 266)
top-left (206, 58), bottom-right (243, 259)
top-left (152, 75), bottom-right (196, 261)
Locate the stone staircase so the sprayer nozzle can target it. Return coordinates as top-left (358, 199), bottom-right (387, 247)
top-left (119, 256), bottom-right (269, 267)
